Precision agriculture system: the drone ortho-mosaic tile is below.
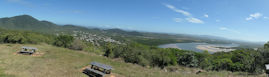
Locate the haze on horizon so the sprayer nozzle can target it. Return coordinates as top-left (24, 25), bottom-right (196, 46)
top-left (0, 0), bottom-right (268, 42)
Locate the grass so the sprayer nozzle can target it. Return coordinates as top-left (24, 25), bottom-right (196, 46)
top-left (0, 44), bottom-right (266, 77)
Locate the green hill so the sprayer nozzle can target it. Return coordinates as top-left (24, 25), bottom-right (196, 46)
top-left (0, 44), bottom-right (265, 77)
top-left (0, 15), bottom-right (59, 33)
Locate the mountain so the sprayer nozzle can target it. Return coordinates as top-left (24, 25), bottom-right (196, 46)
top-left (0, 15), bottom-right (59, 33)
top-left (0, 15), bottom-right (263, 47)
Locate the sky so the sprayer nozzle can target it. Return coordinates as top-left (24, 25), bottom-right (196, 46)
top-left (0, 0), bottom-right (269, 42)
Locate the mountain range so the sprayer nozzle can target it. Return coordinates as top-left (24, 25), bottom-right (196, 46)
top-left (0, 15), bottom-right (263, 48)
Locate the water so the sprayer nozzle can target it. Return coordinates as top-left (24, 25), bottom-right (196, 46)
top-left (158, 43), bottom-right (239, 52)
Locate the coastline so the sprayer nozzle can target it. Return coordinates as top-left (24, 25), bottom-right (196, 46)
top-left (196, 45), bottom-right (235, 52)
top-left (160, 44), bottom-right (181, 49)
top-left (160, 43), bottom-right (237, 53)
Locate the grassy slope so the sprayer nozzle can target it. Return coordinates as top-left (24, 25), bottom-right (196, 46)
top-left (0, 44), bottom-right (266, 77)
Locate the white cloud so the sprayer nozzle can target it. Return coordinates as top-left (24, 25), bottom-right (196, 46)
top-left (219, 27), bottom-right (228, 30)
top-left (219, 27), bottom-right (240, 34)
top-left (216, 19), bottom-right (220, 22)
top-left (163, 3), bottom-right (204, 24)
top-left (204, 14), bottom-right (209, 18)
top-left (246, 12), bottom-right (262, 21)
top-left (186, 17), bottom-right (204, 24)
top-left (163, 4), bottom-right (191, 16)
top-left (250, 13), bottom-right (262, 18)
top-left (246, 17), bottom-right (252, 20)
top-left (173, 18), bottom-right (183, 22)
top-left (264, 16), bottom-right (269, 19)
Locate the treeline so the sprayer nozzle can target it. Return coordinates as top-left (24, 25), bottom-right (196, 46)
top-left (202, 49), bottom-right (263, 73)
top-left (104, 42), bottom-right (202, 68)
top-left (0, 29), bottom-right (84, 50)
top-left (0, 28), bottom-right (101, 54)
top-left (104, 41), bottom-right (269, 74)
top-left (0, 29), bottom-right (55, 44)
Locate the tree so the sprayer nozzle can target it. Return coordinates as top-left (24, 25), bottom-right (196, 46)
top-left (199, 51), bottom-right (213, 70)
top-left (265, 41), bottom-right (269, 49)
top-left (199, 57), bottom-right (212, 70)
top-left (177, 52), bottom-right (199, 67)
top-left (104, 42), bottom-right (114, 57)
top-left (212, 58), bottom-right (233, 71)
top-left (70, 39), bottom-right (86, 50)
top-left (54, 35), bottom-right (74, 48)
top-left (3, 33), bottom-right (26, 44)
top-left (229, 49), bottom-right (263, 73)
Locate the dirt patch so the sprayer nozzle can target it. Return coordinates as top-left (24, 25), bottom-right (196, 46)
top-left (13, 52), bottom-right (44, 57)
top-left (80, 65), bottom-right (91, 72)
top-left (108, 73), bottom-right (124, 77)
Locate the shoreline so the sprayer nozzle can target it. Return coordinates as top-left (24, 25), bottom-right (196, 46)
top-left (160, 44), bottom-right (181, 49)
top-left (196, 45), bottom-right (235, 52)
top-left (160, 43), bottom-right (236, 53)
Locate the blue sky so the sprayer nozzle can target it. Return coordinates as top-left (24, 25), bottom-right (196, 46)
top-left (0, 0), bottom-right (269, 42)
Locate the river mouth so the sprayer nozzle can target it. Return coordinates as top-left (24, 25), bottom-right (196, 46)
top-left (158, 43), bottom-right (239, 53)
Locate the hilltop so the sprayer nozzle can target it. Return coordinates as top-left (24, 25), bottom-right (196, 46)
top-left (0, 44), bottom-right (265, 77)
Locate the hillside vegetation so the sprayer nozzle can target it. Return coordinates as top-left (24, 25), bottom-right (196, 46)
top-left (0, 44), bottom-right (266, 77)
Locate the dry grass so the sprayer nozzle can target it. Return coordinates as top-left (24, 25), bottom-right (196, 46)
top-left (0, 44), bottom-right (266, 77)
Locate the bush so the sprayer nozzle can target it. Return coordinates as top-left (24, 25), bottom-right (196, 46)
top-left (3, 33), bottom-right (26, 43)
top-left (177, 52), bottom-right (199, 67)
top-left (69, 39), bottom-right (86, 50)
top-left (54, 35), bottom-right (74, 48)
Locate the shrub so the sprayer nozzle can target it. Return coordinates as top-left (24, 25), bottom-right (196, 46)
top-left (69, 39), bottom-right (86, 50)
top-left (54, 35), bottom-right (74, 48)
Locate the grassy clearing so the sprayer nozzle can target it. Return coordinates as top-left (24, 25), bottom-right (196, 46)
top-left (0, 44), bottom-right (266, 77)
